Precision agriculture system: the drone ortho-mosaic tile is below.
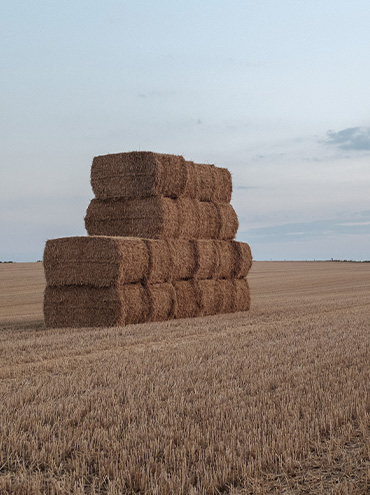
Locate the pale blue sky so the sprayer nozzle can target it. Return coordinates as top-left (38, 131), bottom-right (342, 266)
top-left (1, 1), bottom-right (370, 261)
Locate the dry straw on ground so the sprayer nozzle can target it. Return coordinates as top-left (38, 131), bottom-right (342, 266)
top-left (44, 278), bottom-right (250, 327)
top-left (91, 151), bottom-right (232, 202)
top-left (1, 261), bottom-right (370, 494)
top-left (43, 236), bottom-right (252, 286)
top-left (84, 197), bottom-right (239, 239)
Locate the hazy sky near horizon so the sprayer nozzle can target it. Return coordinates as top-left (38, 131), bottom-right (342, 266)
top-left (1, 0), bottom-right (370, 261)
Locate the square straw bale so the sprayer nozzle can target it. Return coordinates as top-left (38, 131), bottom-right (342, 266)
top-left (146, 282), bottom-right (177, 322)
top-left (214, 279), bottom-right (237, 313)
top-left (90, 151), bottom-right (232, 202)
top-left (142, 239), bottom-right (174, 283)
top-left (234, 278), bottom-right (251, 312)
top-left (168, 239), bottom-right (198, 280)
top-left (43, 236), bottom-right (149, 287)
top-left (213, 240), bottom-right (253, 279)
top-left (84, 198), bottom-right (238, 240)
top-left (44, 276), bottom-right (251, 328)
top-left (43, 285), bottom-right (127, 328)
top-left (198, 278), bottom-right (251, 316)
top-left (194, 240), bottom-right (220, 279)
top-left (44, 236), bottom-right (252, 288)
top-left (43, 282), bottom-right (177, 328)
top-left (173, 280), bottom-right (202, 319)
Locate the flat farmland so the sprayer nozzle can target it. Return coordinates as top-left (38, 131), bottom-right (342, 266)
top-left (0, 261), bottom-right (369, 494)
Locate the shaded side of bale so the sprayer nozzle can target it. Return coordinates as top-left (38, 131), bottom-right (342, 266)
top-left (198, 279), bottom-right (218, 316)
top-left (213, 241), bottom-right (235, 279)
top-left (91, 152), bottom-right (159, 200)
top-left (212, 167), bottom-right (232, 203)
top-left (43, 286), bottom-right (125, 328)
top-left (231, 241), bottom-right (253, 278)
top-left (184, 162), bottom-right (232, 203)
top-left (215, 279), bottom-right (237, 314)
top-left (198, 202), bottom-right (238, 240)
top-left (215, 203), bottom-right (239, 240)
top-left (234, 278), bottom-right (251, 312)
top-left (121, 284), bottom-right (149, 324)
top-left (196, 163), bottom-right (216, 201)
top-left (211, 241), bottom-right (252, 279)
top-left (173, 280), bottom-right (202, 319)
top-left (198, 278), bottom-right (250, 316)
top-left (146, 282), bottom-right (177, 322)
top-left (194, 240), bottom-right (219, 279)
top-left (198, 202), bottom-right (220, 239)
top-left (181, 161), bottom-right (199, 198)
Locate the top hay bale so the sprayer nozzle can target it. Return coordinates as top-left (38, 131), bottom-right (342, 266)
top-left (91, 151), bottom-right (232, 203)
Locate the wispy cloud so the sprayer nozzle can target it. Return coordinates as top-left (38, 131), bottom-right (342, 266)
top-left (137, 90), bottom-right (176, 99)
top-left (234, 185), bottom-right (262, 191)
top-left (325, 126), bottom-right (370, 151)
top-left (240, 212), bottom-right (370, 244)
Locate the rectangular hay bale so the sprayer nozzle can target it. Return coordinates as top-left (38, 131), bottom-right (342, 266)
top-left (43, 237), bottom-right (252, 287)
top-left (91, 151), bottom-right (232, 203)
top-left (84, 197), bottom-right (238, 240)
top-left (43, 282), bottom-right (175, 328)
top-left (43, 277), bottom-right (251, 328)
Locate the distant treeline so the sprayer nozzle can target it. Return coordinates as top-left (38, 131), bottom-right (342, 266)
top-left (0, 260), bottom-right (43, 263)
top-left (329, 259), bottom-right (370, 263)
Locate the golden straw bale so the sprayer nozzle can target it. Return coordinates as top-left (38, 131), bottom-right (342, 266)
top-left (90, 151), bottom-right (232, 202)
top-left (213, 240), bottom-right (253, 279)
top-left (216, 203), bottom-right (239, 240)
top-left (215, 279), bottom-right (237, 313)
top-left (173, 280), bottom-right (202, 319)
top-left (194, 240), bottom-right (219, 279)
top-left (181, 161), bottom-right (199, 198)
top-left (197, 279), bottom-right (218, 316)
top-left (168, 239), bottom-right (198, 280)
top-left (198, 202), bottom-right (220, 238)
top-left (121, 284), bottom-right (149, 324)
top-left (234, 278), bottom-right (251, 312)
top-left (213, 241), bottom-right (236, 279)
top-left (213, 167), bottom-right (233, 203)
top-left (84, 198), bottom-right (238, 240)
top-left (194, 277), bottom-right (251, 317)
top-left (142, 239), bottom-right (173, 283)
top-left (44, 282), bottom-right (177, 328)
top-left (146, 283), bottom-right (177, 322)
top-left (43, 236), bottom-right (149, 287)
top-left (43, 285), bottom-right (127, 328)
top-left (43, 276), bottom-right (251, 328)
top-left (232, 241), bottom-right (253, 278)
top-left (43, 237), bottom-right (252, 288)
top-left (196, 163), bottom-right (215, 201)
top-left (176, 198), bottom-right (200, 238)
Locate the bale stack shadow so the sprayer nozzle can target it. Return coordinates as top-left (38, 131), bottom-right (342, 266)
top-left (43, 152), bottom-right (253, 327)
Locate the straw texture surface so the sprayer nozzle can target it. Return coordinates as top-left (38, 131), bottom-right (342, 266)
top-left (84, 198), bottom-right (238, 240)
top-left (43, 278), bottom-right (250, 328)
top-left (91, 151), bottom-right (232, 202)
top-left (43, 236), bottom-right (252, 286)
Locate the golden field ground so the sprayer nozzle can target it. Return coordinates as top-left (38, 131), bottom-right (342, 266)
top-left (0, 261), bottom-right (369, 494)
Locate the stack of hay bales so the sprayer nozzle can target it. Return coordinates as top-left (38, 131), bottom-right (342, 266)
top-left (43, 152), bottom-right (252, 328)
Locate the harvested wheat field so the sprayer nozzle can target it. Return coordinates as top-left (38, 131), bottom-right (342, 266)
top-left (0, 261), bottom-right (369, 494)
